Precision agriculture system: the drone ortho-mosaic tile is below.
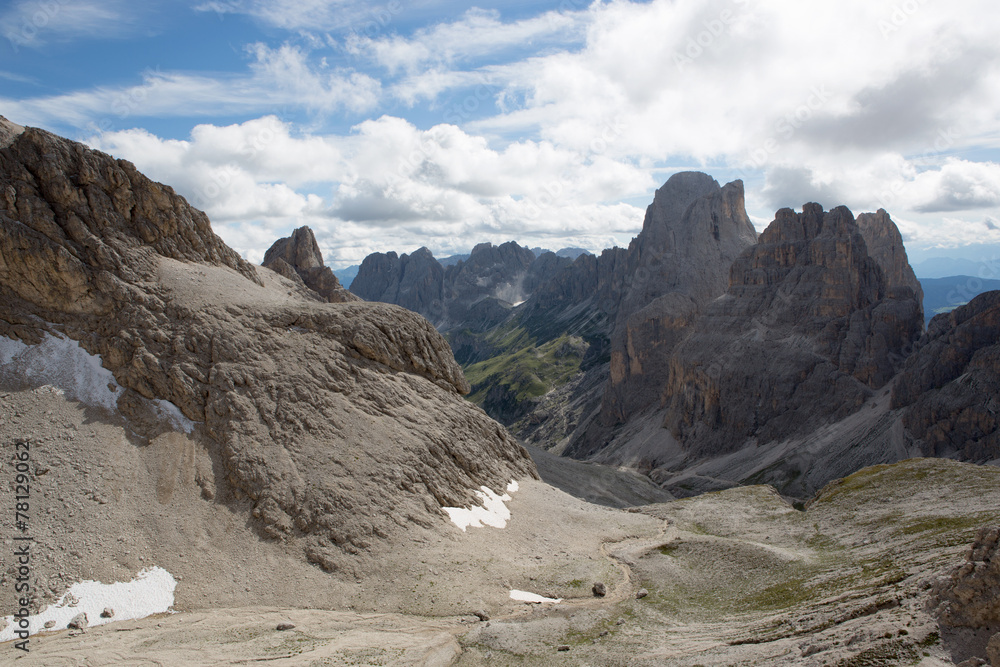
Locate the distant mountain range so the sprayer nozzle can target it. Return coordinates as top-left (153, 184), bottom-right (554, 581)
top-left (340, 172), bottom-right (1000, 498)
top-left (920, 275), bottom-right (1000, 323)
top-left (334, 247), bottom-right (592, 289)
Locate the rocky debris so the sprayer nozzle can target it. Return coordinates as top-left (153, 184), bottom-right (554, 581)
top-left (557, 644), bottom-right (571, 651)
top-left (661, 204), bottom-right (922, 458)
top-left (68, 612), bottom-right (88, 630)
top-left (262, 226), bottom-right (357, 303)
top-left (101, 607), bottom-right (114, 618)
top-left (43, 620), bottom-right (55, 629)
top-left (988, 633), bottom-right (1000, 667)
top-left (892, 291), bottom-right (1000, 462)
top-left (592, 582), bottom-right (607, 597)
top-left (276, 623), bottom-right (296, 631)
top-left (473, 610), bottom-right (490, 622)
top-left (635, 588), bottom-right (648, 599)
top-left (0, 116), bottom-right (537, 573)
top-left (931, 526), bottom-right (1000, 631)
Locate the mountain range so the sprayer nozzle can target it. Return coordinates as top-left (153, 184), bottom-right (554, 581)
top-left (2, 115), bottom-right (999, 666)
top-left (343, 172), bottom-right (999, 500)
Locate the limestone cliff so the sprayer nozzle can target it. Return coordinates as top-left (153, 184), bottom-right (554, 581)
top-left (892, 290), bottom-right (1000, 462)
top-left (262, 226), bottom-right (357, 303)
top-left (662, 204), bottom-right (923, 457)
top-left (0, 116), bottom-right (537, 573)
top-left (599, 172), bottom-right (758, 424)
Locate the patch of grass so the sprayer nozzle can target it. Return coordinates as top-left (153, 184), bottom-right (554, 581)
top-left (463, 333), bottom-right (587, 404)
top-left (568, 578), bottom-right (584, 588)
top-left (918, 631), bottom-right (940, 648)
top-left (658, 543), bottom-right (680, 556)
top-left (895, 514), bottom-right (986, 536)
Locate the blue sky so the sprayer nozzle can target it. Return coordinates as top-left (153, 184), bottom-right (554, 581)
top-left (3, 0), bottom-right (1000, 269)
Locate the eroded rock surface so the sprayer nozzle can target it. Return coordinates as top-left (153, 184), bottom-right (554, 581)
top-left (662, 203), bottom-right (923, 458)
top-left (0, 116), bottom-right (536, 573)
top-left (262, 226), bottom-right (357, 303)
top-left (893, 291), bottom-right (1000, 462)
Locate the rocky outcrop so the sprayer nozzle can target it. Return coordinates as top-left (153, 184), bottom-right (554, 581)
top-left (599, 173), bottom-right (758, 423)
top-left (0, 116), bottom-right (537, 573)
top-left (262, 226), bottom-right (356, 303)
top-left (349, 247), bottom-right (445, 322)
top-left (857, 209), bottom-right (924, 329)
top-left (661, 204), bottom-right (923, 458)
top-left (351, 241), bottom-right (537, 332)
top-left (892, 291), bottom-right (1000, 462)
top-left (932, 525), bottom-right (1000, 665)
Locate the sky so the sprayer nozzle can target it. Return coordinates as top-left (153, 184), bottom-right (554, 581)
top-left (3, 0), bottom-right (1000, 270)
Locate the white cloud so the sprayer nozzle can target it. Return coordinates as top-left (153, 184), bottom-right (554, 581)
top-left (0, 44), bottom-right (380, 130)
top-left (1, 0), bottom-right (136, 48)
top-left (87, 115), bottom-right (651, 266)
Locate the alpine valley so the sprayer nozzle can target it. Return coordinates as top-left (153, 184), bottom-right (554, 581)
top-left (1, 117), bottom-right (998, 666)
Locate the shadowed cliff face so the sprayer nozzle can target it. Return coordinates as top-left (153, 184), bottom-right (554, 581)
top-left (662, 204), bottom-right (923, 458)
top-left (350, 241), bottom-right (540, 333)
top-left (599, 172), bottom-right (759, 425)
top-left (892, 290), bottom-right (1000, 462)
top-left (0, 116), bottom-right (537, 573)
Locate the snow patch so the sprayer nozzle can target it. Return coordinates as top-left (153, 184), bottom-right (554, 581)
top-left (0, 333), bottom-right (195, 433)
top-left (442, 480), bottom-right (519, 532)
top-left (0, 567), bottom-right (176, 641)
top-left (509, 590), bottom-right (562, 604)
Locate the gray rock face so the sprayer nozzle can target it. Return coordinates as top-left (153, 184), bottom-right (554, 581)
top-left (892, 290), bottom-right (1000, 462)
top-left (351, 242), bottom-right (536, 332)
top-left (600, 173), bottom-right (758, 423)
top-left (932, 525), bottom-right (1000, 632)
top-left (262, 227), bottom-right (357, 303)
top-left (856, 209), bottom-right (923, 304)
top-left (0, 116), bottom-right (537, 572)
top-left (661, 204), bottom-right (923, 458)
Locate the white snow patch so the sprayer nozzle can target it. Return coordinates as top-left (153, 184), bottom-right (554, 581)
top-left (0, 333), bottom-right (195, 432)
top-left (509, 590), bottom-right (562, 604)
top-left (442, 480), bottom-right (519, 532)
top-left (0, 567), bottom-right (176, 641)
top-left (506, 480), bottom-right (519, 494)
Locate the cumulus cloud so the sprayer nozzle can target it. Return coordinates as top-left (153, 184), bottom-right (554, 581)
top-left (11, 0), bottom-right (1000, 257)
top-left (87, 115), bottom-right (652, 265)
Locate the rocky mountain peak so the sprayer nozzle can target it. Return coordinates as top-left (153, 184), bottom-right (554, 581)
top-left (0, 115), bottom-right (25, 148)
top-left (598, 174), bottom-right (758, 425)
top-left (856, 208), bottom-right (924, 307)
top-left (661, 203), bottom-right (923, 458)
top-left (262, 226), bottom-right (355, 303)
top-left (1, 119), bottom-right (536, 574)
top-left (263, 226), bottom-right (324, 271)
